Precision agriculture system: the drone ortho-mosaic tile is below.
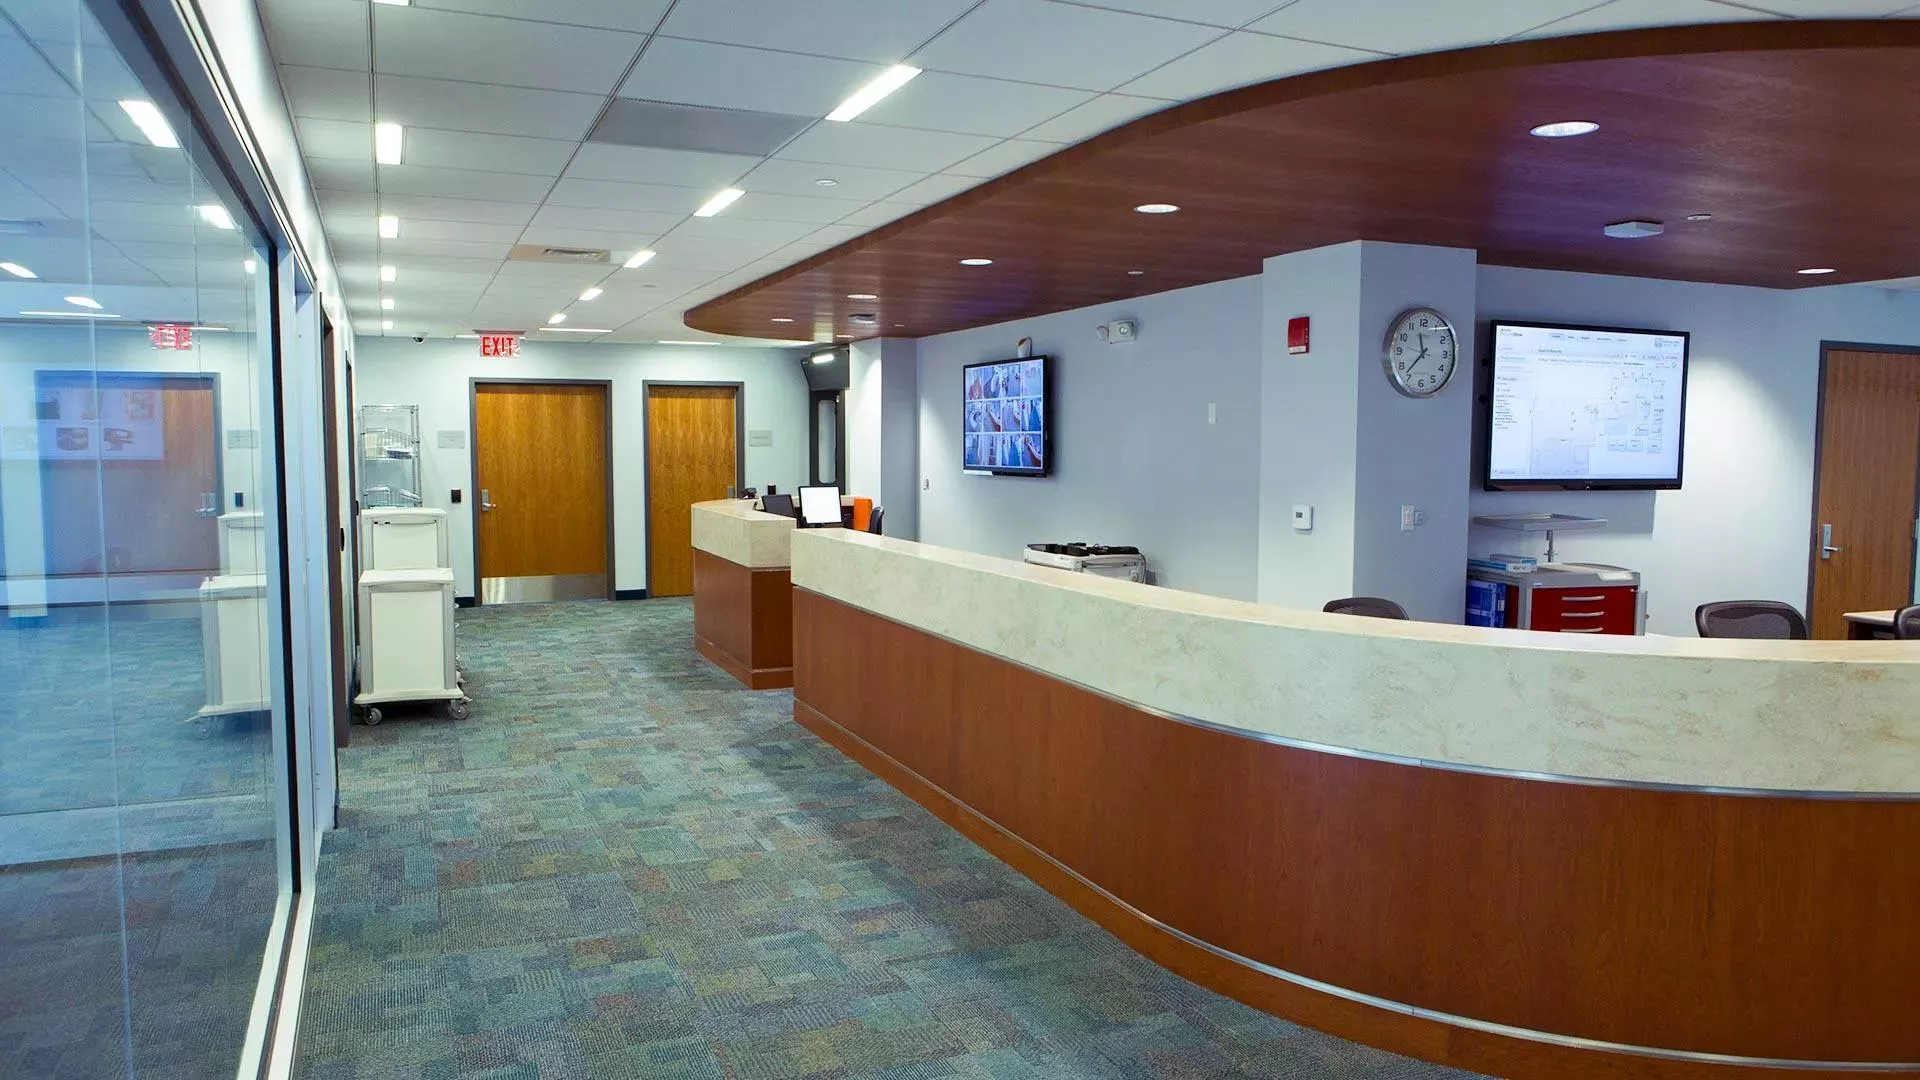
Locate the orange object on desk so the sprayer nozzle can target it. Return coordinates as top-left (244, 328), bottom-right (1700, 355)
top-left (850, 497), bottom-right (873, 531)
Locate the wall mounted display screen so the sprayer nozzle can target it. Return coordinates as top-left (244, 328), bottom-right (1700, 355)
top-left (1485, 321), bottom-right (1690, 490)
top-left (963, 355), bottom-right (1050, 476)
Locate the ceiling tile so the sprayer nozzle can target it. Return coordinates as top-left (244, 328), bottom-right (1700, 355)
top-left (618, 38), bottom-right (883, 116)
top-left (373, 75), bottom-right (606, 140)
top-left (1736, 0), bottom-right (1918, 11)
top-left (1064, 0), bottom-right (1299, 26)
top-left (415, 0), bottom-right (672, 32)
top-left (281, 65), bottom-right (372, 123)
top-left (855, 72), bottom-right (1095, 137)
top-left (0, 37), bottom-right (74, 96)
top-left (342, 235), bottom-right (516, 260)
top-left (721, 191), bottom-right (864, 224)
top-left (908, 0), bottom-right (1225, 91)
top-left (373, 193), bottom-right (541, 225)
top-left (403, 128), bottom-right (578, 176)
top-left (376, 163), bottom-right (557, 202)
top-left (737, 158), bottom-right (927, 201)
top-left (1017, 92), bottom-right (1169, 142)
top-left (884, 173), bottom-right (984, 205)
top-left (307, 157), bottom-right (376, 191)
top-left (546, 178), bottom-right (710, 214)
top-left (259, 0), bottom-right (369, 71)
top-left (1246, 0), bottom-right (1596, 54)
top-left (1512, 0), bottom-right (1773, 37)
top-left (296, 117), bottom-right (372, 160)
top-left (388, 217), bottom-right (526, 243)
top-left (774, 122), bottom-right (997, 172)
top-left (1118, 29), bottom-right (1380, 99)
top-left (834, 201), bottom-right (921, 227)
top-left (945, 138), bottom-right (1063, 178)
top-left (564, 144), bottom-right (760, 188)
top-left (657, 0), bottom-right (979, 63)
top-left (658, 215), bottom-right (820, 245)
top-left (526, 203), bottom-right (686, 235)
top-left (372, 6), bottom-right (646, 94)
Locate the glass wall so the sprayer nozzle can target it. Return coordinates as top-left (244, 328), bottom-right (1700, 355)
top-left (0, 1), bottom-right (292, 1076)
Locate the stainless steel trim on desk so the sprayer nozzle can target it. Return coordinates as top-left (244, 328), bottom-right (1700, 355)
top-left (795, 587), bottom-right (1920, 802)
top-left (480, 574), bottom-right (607, 604)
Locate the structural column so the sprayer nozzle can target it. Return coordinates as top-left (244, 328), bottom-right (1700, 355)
top-left (846, 337), bottom-right (920, 539)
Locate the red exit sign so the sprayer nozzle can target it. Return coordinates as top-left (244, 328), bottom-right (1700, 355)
top-left (150, 324), bottom-right (194, 351)
top-left (479, 333), bottom-right (520, 358)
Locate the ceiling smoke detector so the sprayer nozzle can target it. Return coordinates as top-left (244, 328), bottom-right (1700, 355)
top-left (1602, 220), bottom-right (1665, 240)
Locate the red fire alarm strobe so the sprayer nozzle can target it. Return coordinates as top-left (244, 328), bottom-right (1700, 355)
top-left (1287, 316), bottom-right (1309, 355)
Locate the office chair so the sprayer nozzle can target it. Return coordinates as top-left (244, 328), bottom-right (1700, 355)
top-left (1323, 596), bottom-right (1409, 620)
top-left (1895, 604), bottom-right (1920, 640)
top-left (866, 506), bottom-right (885, 536)
top-left (1694, 601), bottom-right (1809, 640)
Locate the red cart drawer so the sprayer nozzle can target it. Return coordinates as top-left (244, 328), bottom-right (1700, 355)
top-left (1530, 585), bottom-right (1637, 635)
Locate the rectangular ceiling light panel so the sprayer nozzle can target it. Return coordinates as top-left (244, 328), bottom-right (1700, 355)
top-left (589, 98), bottom-right (812, 158)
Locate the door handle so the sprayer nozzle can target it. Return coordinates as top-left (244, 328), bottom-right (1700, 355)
top-left (195, 491), bottom-right (219, 518)
top-left (479, 488), bottom-right (498, 512)
top-left (1821, 523), bottom-right (1843, 560)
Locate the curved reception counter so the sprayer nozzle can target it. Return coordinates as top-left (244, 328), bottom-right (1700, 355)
top-left (690, 500), bottom-right (796, 689)
top-left (787, 528), bottom-right (1920, 1079)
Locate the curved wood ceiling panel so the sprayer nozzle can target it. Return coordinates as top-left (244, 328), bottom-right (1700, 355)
top-left (686, 22), bottom-right (1920, 342)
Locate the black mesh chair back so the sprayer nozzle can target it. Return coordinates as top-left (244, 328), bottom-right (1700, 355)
top-left (1895, 605), bottom-right (1920, 640)
top-left (1323, 596), bottom-right (1409, 620)
top-left (866, 506), bottom-right (885, 535)
top-left (1694, 601), bottom-right (1809, 640)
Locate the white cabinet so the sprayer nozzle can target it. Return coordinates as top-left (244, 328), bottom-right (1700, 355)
top-left (360, 507), bottom-right (449, 571)
top-left (355, 568), bottom-right (467, 722)
top-left (197, 573), bottom-right (269, 718)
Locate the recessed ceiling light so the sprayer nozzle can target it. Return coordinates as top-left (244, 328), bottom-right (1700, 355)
top-left (826, 65), bottom-right (921, 123)
top-left (658, 340), bottom-right (721, 346)
top-left (836, 334), bottom-right (852, 339)
top-left (118, 100), bottom-right (179, 148)
top-left (1134, 203), bottom-right (1179, 214)
top-left (771, 317), bottom-right (795, 323)
top-left (380, 264), bottom-right (397, 282)
top-left (814, 178), bottom-right (838, 187)
top-left (960, 258), bottom-right (992, 266)
top-left (1685, 213), bottom-right (1713, 222)
top-left (382, 319), bottom-right (394, 330)
top-left (378, 215), bottom-right (399, 239)
top-left (1797, 267), bottom-right (1837, 275)
top-left (547, 312), bottom-right (567, 324)
top-left (1529, 120), bottom-right (1599, 138)
top-left (847, 292), bottom-right (877, 300)
top-left (197, 204), bottom-right (236, 230)
top-left (456, 333), bottom-right (479, 339)
top-left (22, 309), bottom-right (120, 319)
top-left (810, 352), bottom-right (834, 364)
top-left (543, 327), bottom-right (612, 333)
top-left (65, 295), bottom-right (102, 309)
top-left (693, 188), bottom-right (744, 217)
top-left (374, 122), bottom-right (404, 165)
top-left (371, 0), bottom-right (408, 5)
top-left (892, 323), bottom-right (905, 328)
top-left (382, 298), bottom-right (396, 311)
top-left (578, 287), bottom-right (603, 302)
top-left (244, 259), bottom-right (257, 274)
top-left (0, 262), bottom-right (35, 278)
top-left (1127, 269), bottom-right (1144, 276)
top-left (623, 249), bottom-right (655, 269)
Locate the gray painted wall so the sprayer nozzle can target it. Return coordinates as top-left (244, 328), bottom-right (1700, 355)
top-left (917, 276), bottom-right (1264, 600)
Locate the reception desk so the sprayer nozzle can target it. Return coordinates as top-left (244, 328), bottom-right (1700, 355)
top-left (788, 529), bottom-right (1920, 1079)
top-left (689, 500), bottom-right (795, 689)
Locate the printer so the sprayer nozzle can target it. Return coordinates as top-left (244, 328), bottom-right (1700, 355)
top-left (1023, 542), bottom-right (1149, 583)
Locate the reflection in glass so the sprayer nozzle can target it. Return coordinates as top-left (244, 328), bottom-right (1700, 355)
top-left (0, 1), bottom-right (287, 1076)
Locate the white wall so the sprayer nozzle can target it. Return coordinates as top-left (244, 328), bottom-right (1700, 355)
top-left (353, 337), bottom-right (811, 597)
top-left (1473, 266), bottom-right (1920, 632)
top-left (847, 337), bottom-right (921, 539)
top-left (917, 276), bottom-right (1264, 600)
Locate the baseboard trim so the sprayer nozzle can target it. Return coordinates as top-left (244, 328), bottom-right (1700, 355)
top-left (454, 595), bottom-right (476, 608)
top-left (614, 588), bottom-right (648, 601)
top-left (696, 633), bottom-right (793, 690)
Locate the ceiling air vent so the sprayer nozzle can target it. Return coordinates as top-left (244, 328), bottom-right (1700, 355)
top-left (507, 244), bottom-right (610, 264)
top-left (589, 99), bottom-right (812, 157)
top-left (0, 218), bottom-right (46, 235)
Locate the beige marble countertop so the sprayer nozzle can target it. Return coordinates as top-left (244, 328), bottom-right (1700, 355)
top-left (691, 500), bottom-right (794, 569)
top-left (791, 529), bottom-right (1920, 794)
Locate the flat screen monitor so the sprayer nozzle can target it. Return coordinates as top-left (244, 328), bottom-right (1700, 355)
top-left (798, 485), bottom-right (842, 527)
top-left (1484, 321), bottom-right (1690, 491)
top-left (963, 355), bottom-right (1050, 477)
top-left (760, 493), bottom-right (794, 518)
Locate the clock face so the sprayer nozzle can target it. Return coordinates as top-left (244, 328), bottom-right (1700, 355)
top-left (1383, 307), bottom-right (1457, 397)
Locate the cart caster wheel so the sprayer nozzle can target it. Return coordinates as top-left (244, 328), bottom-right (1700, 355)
top-left (448, 700), bottom-right (470, 721)
top-left (363, 707), bottom-right (383, 726)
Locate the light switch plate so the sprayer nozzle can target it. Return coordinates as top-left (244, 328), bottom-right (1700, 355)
top-left (748, 429), bottom-right (773, 447)
top-left (1292, 504), bottom-right (1312, 532)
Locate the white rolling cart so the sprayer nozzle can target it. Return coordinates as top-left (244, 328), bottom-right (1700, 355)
top-left (360, 506), bottom-right (449, 571)
top-left (196, 572), bottom-right (270, 719)
top-left (355, 567), bottom-right (468, 724)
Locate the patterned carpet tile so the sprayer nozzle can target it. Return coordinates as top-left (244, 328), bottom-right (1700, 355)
top-left (298, 599), bottom-right (1485, 1080)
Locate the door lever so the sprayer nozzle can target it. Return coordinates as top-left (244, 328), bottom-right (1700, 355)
top-left (479, 488), bottom-right (498, 512)
top-left (1820, 523), bottom-right (1843, 560)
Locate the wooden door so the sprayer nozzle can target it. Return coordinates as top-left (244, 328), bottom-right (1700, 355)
top-left (1809, 348), bottom-right (1920, 638)
top-left (41, 374), bottom-right (219, 576)
top-left (473, 382), bottom-right (610, 603)
top-left (647, 385), bottom-right (738, 598)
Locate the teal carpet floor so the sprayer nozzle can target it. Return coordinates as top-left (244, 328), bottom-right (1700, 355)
top-left (299, 599), bottom-right (1482, 1080)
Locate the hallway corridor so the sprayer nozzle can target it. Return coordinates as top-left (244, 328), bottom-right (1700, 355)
top-left (298, 600), bottom-right (1477, 1080)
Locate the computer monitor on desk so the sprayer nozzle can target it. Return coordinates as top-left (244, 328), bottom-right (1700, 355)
top-left (760, 493), bottom-right (794, 518)
top-left (798, 485), bottom-right (843, 528)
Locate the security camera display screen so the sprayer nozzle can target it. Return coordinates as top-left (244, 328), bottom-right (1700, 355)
top-left (963, 356), bottom-right (1049, 476)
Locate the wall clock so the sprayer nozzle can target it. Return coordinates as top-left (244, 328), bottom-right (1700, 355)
top-left (1382, 307), bottom-right (1457, 397)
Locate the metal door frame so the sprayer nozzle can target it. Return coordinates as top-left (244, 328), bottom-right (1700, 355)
top-left (1805, 341), bottom-right (1920, 624)
top-left (467, 378), bottom-right (616, 606)
top-left (641, 380), bottom-right (746, 599)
